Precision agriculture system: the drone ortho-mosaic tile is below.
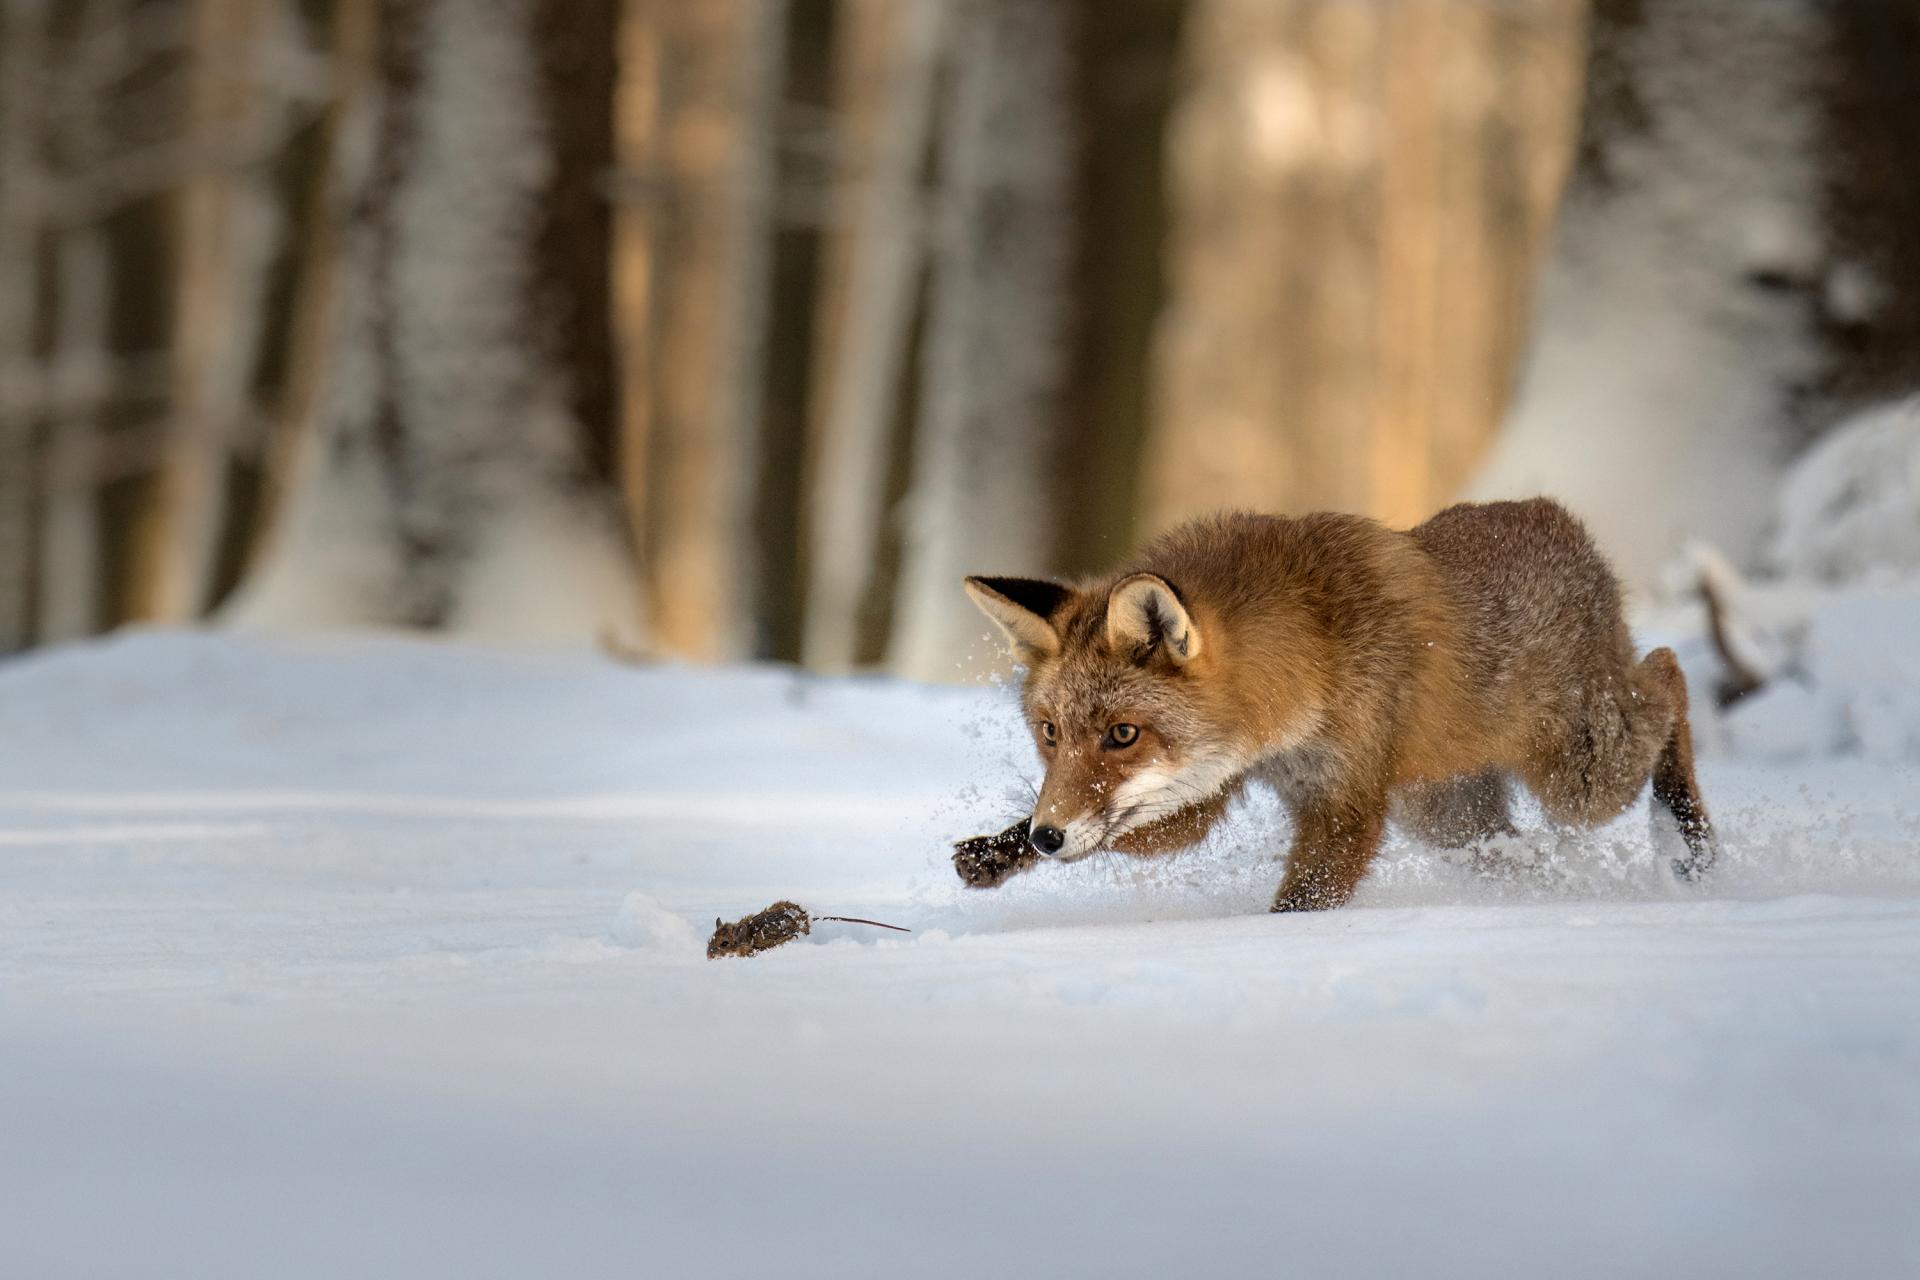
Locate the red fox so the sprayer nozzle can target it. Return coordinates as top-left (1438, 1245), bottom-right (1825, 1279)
top-left (952, 499), bottom-right (1716, 911)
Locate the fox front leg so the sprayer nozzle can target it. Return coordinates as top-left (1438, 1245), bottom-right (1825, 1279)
top-left (1271, 793), bottom-right (1389, 912)
top-left (952, 819), bottom-right (1039, 889)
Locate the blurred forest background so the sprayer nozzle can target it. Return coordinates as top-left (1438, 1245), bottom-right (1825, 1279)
top-left (1, 0), bottom-right (1916, 678)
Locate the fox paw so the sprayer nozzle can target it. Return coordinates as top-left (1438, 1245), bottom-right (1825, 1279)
top-left (1269, 884), bottom-right (1346, 914)
top-left (952, 821), bottom-right (1036, 889)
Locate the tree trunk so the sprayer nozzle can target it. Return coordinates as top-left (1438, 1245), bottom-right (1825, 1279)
top-left (719, 0), bottom-right (835, 662)
top-left (1370, 0), bottom-right (1582, 527)
top-left (801, 0), bottom-right (944, 671)
top-left (242, 0), bottom-right (378, 601)
top-left (888, 0), bottom-right (1076, 682)
top-left (38, 229), bottom-right (111, 642)
top-left (128, 0), bottom-right (281, 624)
top-left (1148, 0), bottom-right (1582, 539)
top-left (0, 0), bottom-right (47, 653)
top-left (37, 0), bottom-right (118, 642)
top-left (227, 0), bottom-right (640, 644)
top-left (1819, 0), bottom-right (1920, 410)
top-left (630, 0), bottom-right (752, 660)
top-left (1465, 0), bottom-right (1830, 587)
top-left (611, 0), bottom-right (660, 644)
top-left (30, 0), bottom-right (136, 644)
top-left (1052, 0), bottom-right (1186, 577)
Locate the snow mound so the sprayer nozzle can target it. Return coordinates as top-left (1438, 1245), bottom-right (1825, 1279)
top-left (1716, 583), bottom-right (1920, 762)
top-left (612, 892), bottom-right (701, 957)
top-left (1770, 396), bottom-right (1920, 581)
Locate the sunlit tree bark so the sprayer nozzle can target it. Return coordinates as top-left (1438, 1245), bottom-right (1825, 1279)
top-left (1148, 0), bottom-right (1582, 537)
top-left (625, 0), bottom-right (753, 660)
top-left (129, 0), bottom-right (281, 623)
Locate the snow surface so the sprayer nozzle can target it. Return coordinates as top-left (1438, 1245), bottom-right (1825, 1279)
top-left (4, 629), bottom-right (1919, 1278)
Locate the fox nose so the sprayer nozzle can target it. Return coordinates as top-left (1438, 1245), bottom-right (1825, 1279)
top-left (1029, 824), bottom-right (1066, 857)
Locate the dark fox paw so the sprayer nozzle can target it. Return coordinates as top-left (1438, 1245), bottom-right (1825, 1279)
top-left (1269, 883), bottom-right (1348, 914)
top-left (952, 820), bottom-right (1037, 889)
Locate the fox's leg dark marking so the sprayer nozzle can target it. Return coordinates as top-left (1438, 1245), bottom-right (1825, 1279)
top-left (1106, 787), bottom-right (1236, 858)
top-left (952, 819), bottom-right (1038, 889)
top-left (1392, 768), bottom-right (1515, 848)
top-left (1643, 648), bottom-right (1717, 880)
top-left (1272, 791), bottom-right (1389, 913)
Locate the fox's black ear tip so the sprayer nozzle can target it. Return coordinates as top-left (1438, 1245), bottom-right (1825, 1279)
top-left (966, 576), bottom-right (1074, 623)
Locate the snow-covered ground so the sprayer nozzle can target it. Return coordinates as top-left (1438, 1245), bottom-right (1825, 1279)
top-left (4, 628), bottom-right (1918, 1278)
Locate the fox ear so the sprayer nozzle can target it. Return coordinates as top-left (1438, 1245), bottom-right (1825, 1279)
top-left (1106, 573), bottom-right (1200, 664)
top-left (964, 576), bottom-right (1071, 663)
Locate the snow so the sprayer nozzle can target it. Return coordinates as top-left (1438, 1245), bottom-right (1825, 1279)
top-left (1769, 396), bottom-right (1920, 583)
top-left (5, 628), bottom-right (1919, 1277)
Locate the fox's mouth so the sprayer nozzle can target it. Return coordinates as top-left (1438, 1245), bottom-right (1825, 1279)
top-left (1038, 804), bottom-right (1144, 861)
top-left (1099, 803), bottom-right (1146, 846)
top-left (1037, 755), bottom-right (1244, 860)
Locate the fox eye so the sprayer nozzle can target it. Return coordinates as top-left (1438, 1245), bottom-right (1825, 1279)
top-left (1039, 721), bottom-right (1058, 745)
top-left (1104, 723), bottom-right (1140, 748)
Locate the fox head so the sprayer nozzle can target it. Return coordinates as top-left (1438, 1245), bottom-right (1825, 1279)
top-left (965, 572), bottom-right (1250, 861)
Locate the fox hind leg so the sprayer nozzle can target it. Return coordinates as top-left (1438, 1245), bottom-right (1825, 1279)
top-left (1519, 645), bottom-right (1716, 882)
top-left (1643, 649), bottom-right (1718, 880)
top-left (1393, 768), bottom-right (1516, 848)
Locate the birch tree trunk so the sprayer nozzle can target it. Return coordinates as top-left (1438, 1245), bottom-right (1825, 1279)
top-left (1465, 0), bottom-right (1830, 588)
top-left (242, 0), bottom-right (378, 594)
top-left (720, 0), bottom-right (835, 661)
top-left (888, 0), bottom-right (1075, 682)
top-left (802, 0), bottom-right (943, 671)
top-left (228, 0), bottom-right (640, 644)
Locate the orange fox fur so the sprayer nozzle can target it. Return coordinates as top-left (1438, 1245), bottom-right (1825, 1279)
top-left (953, 499), bottom-right (1716, 911)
